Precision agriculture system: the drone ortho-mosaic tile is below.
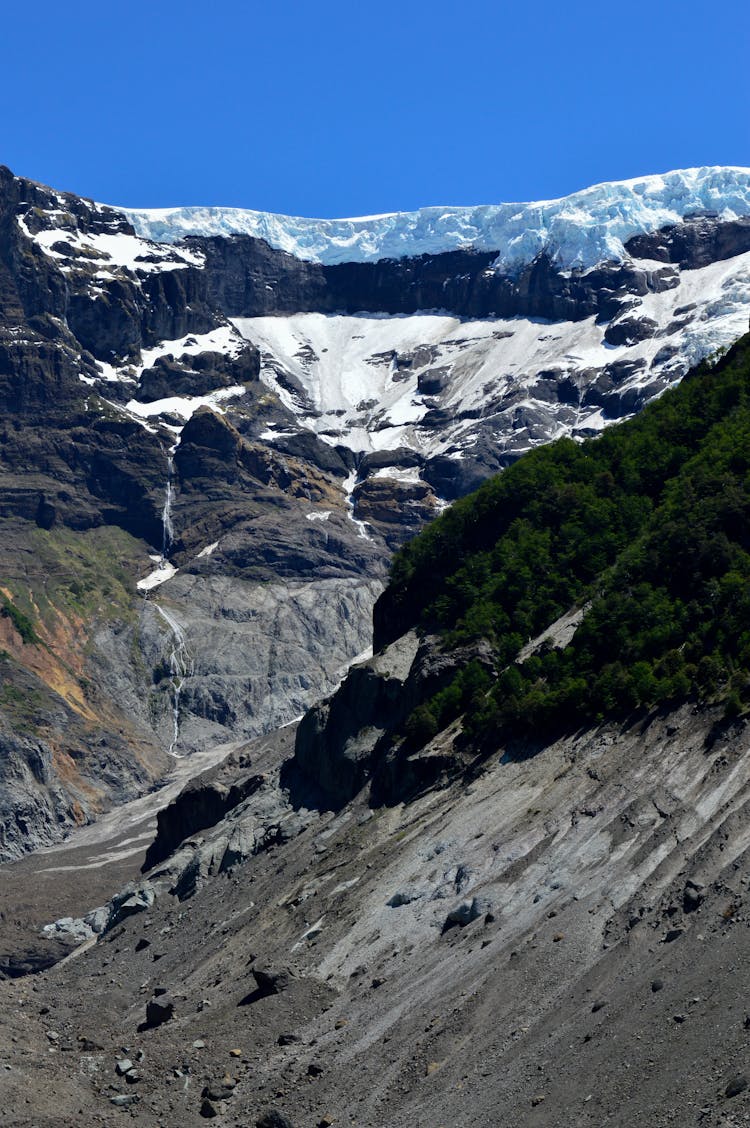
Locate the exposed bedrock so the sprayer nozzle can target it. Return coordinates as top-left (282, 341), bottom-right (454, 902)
top-left (195, 232), bottom-right (679, 323)
top-left (137, 572), bottom-right (385, 755)
top-left (289, 630), bottom-right (494, 809)
top-left (625, 213), bottom-right (750, 268)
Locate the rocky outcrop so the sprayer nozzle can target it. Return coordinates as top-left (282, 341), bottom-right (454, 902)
top-left (289, 632), bottom-right (494, 808)
top-left (138, 343), bottom-right (260, 402)
top-left (143, 770), bottom-right (264, 870)
top-left (625, 213), bottom-right (750, 269)
top-left (136, 574), bottom-right (385, 756)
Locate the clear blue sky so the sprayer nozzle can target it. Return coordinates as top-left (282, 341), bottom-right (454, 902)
top-left (2, 0), bottom-right (749, 217)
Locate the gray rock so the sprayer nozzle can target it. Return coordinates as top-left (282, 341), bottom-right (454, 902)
top-left (110, 1094), bottom-right (139, 1107)
top-left (41, 916), bottom-right (95, 945)
top-left (146, 993), bottom-right (175, 1027)
top-left (445, 895), bottom-right (493, 929)
top-left (83, 905), bottom-right (111, 934)
top-left (106, 882), bottom-right (156, 930)
top-left (252, 966), bottom-right (293, 996)
top-left (387, 889), bottom-right (424, 907)
top-left (256, 1113), bottom-right (295, 1128)
top-left (115, 1058), bottom-right (134, 1076)
top-left (726, 1075), bottom-right (748, 1098)
top-left (202, 1080), bottom-right (236, 1101)
top-left (683, 879), bottom-right (705, 913)
top-left (220, 821), bottom-right (258, 871)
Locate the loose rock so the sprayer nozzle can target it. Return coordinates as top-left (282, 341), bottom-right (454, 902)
top-left (256, 1112), bottom-right (295, 1128)
top-left (146, 993), bottom-right (175, 1027)
top-left (726, 1075), bottom-right (748, 1098)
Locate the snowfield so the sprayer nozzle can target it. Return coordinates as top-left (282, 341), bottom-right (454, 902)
top-left (232, 248), bottom-right (750, 458)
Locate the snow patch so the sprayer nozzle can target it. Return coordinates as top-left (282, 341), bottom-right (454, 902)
top-left (232, 251), bottom-right (750, 460)
top-left (197, 541), bottom-right (220, 558)
top-left (342, 470), bottom-right (372, 540)
top-left (125, 384), bottom-right (247, 422)
top-left (371, 466), bottom-right (423, 484)
top-left (137, 561), bottom-right (178, 591)
top-left (21, 219), bottom-right (203, 274)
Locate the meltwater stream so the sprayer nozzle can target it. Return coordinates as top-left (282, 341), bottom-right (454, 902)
top-left (136, 450), bottom-right (194, 755)
top-left (161, 454), bottom-right (175, 555)
top-left (154, 604), bottom-right (194, 756)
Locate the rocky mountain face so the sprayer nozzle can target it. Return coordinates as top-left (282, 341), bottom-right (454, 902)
top-left (2, 164), bottom-right (750, 857)
top-left (3, 166), bottom-right (750, 1125)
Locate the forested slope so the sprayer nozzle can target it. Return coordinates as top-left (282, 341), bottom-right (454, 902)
top-left (375, 332), bottom-right (750, 742)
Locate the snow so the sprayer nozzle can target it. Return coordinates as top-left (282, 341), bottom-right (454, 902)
top-left (232, 249), bottom-right (750, 462)
top-left (122, 166), bottom-right (750, 272)
top-left (137, 560), bottom-right (178, 591)
top-left (138, 325), bottom-right (245, 374)
top-left (306, 510), bottom-right (333, 522)
top-left (232, 311), bottom-right (457, 453)
top-left (196, 541), bottom-right (220, 557)
top-left (371, 466), bottom-right (423, 484)
top-left (76, 327), bottom-right (248, 406)
top-left (125, 383), bottom-right (247, 422)
top-left (342, 470), bottom-right (372, 540)
top-left (20, 218), bottom-right (203, 275)
top-left (95, 359), bottom-right (131, 383)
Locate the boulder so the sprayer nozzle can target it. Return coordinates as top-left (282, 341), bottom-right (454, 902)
top-left (252, 966), bottom-right (293, 996)
top-left (256, 1112), bottom-right (295, 1128)
top-left (146, 993), bottom-right (175, 1027)
top-left (444, 896), bottom-right (493, 930)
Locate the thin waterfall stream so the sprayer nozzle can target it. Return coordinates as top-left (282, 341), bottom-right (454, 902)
top-left (154, 603), bottom-right (194, 756)
top-left (161, 454), bottom-right (175, 557)
top-left (139, 449), bottom-right (194, 756)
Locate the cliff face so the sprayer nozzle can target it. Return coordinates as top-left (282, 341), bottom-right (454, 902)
top-left (0, 169), bottom-right (388, 857)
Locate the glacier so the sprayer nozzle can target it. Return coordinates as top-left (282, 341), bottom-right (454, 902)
top-left (120, 166), bottom-right (750, 272)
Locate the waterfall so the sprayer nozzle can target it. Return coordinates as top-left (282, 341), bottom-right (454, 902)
top-left (342, 469), bottom-right (372, 540)
top-left (154, 604), bottom-right (194, 756)
top-left (161, 454), bottom-right (175, 559)
top-left (137, 453), bottom-right (178, 593)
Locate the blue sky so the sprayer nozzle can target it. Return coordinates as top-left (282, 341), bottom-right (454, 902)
top-left (2, 0), bottom-right (749, 217)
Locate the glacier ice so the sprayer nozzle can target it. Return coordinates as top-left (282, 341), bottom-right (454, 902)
top-left (120, 166), bottom-right (750, 272)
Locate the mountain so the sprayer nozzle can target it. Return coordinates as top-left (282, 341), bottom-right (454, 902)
top-left (300, 331), bottom-right (750, 807)
top-left (1, 328), bottom-right (750, 1127)
top-left (2, 163), bottom-right (750, 858)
